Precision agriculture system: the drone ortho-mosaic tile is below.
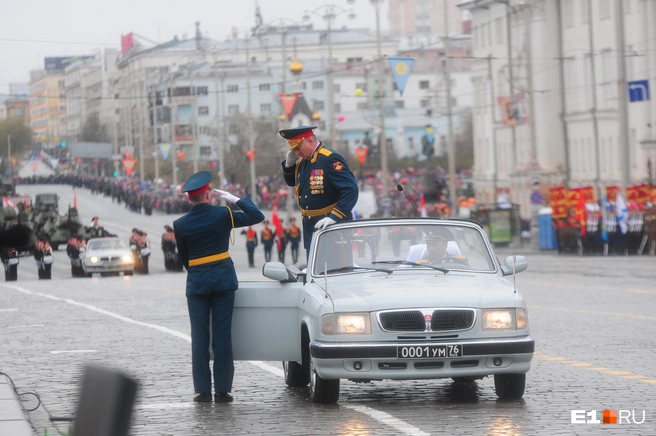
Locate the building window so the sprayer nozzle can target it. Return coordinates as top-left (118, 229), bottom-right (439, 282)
top-left (312, 81), bottom-right (324, 90)
top-left (301, 82), bottom-right (307, 90)
top-left (395, 100), bottom-right (404, 109)
top-left (420, 99), bottom-right (430, 108)
top-left (228, 104), bottom-right (239, 114)
top-left (196, 86), bottom-right (208, 96)
top-left (227, 84), bottom-right (239, 93)
top-left (346, 57), bottom-right (363, 63)
top-left (599, 0), bottom-right (611, 19)
top-left (198, 106), bottom-right (209, 116)
top-left (228, 124), bottom-right (238, 134)
top-left (357, 102), bottom-right (368, 110)
top-left (355, 83), bottom-right (367, 92)
top-left (260, 103), bottom-right (271, 113)
top-left (259, 83), bottom-right (270, 91)
top-left (334, 84), bottom-right (341, 93)
top-left (419, 80), bottom-right (430, 90)
top-left (200, 146), bottom-right (212, 156)
top-left (198, 126), bottom-right (211, 135)
top-left (334, 103), bottom-right (341, 113)
top-left (314, 101), bottom-right (325, 110)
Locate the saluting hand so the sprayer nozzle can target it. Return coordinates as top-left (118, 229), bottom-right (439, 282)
top-left (214, 189), bottom-right (240, 203)
top-left (285, 150), bottom-right (300, 167)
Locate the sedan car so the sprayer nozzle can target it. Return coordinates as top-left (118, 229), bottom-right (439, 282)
top-left (232, 218), bottom-right (534, 404)
top-left (81, 237), bottom-right (134, 277)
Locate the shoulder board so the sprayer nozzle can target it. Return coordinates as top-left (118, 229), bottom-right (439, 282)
top-left (452, 255), bottom-right (466, 260)
top-left (319, 148), bottom-right (333, 157)
top-left (415, 259), bottom-right (429, 264)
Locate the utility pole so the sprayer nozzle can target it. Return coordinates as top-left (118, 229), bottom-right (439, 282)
top-left (615, 0), bottom-right (631, 188)
top-left (444, 0), bottom-right (456, 216)
top-left (169, 73), bottom-right (178, 187)
top-left (213, 59), bottom-right (226, 203)
top-left (326, 18), bottom-right (337, 149)
top-left (506, 3), bottom-right (518, 192)
top-left (246, 38), bottom-right (257, 203)
top-left (373, 0), bottom-right (389, 197)
top-left (137, 76), bottom-right (146, 182)
top-left (111, 80), bottom-right (120, 177)
top-left (7, 134), bottom-right (10, 160)
top-left (488, 55), bottom-right (498, 199)
top-left (190, 64), bottom-right (199, 174)
top-left (524, 4), bottom-right (537, 161)
top-left (150, 74), bottom-right (159, 184)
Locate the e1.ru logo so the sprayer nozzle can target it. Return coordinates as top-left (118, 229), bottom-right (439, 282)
top-left (571, 410), bottom-right (646, 424)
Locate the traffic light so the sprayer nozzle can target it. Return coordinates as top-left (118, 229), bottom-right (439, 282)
top-left (61, 141), bottom-right (66, 147)
top-left (421, 135), bottom-right (434, 158)
top-left (113, 171), bottom-right (118, 177)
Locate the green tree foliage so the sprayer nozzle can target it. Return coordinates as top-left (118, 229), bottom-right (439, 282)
top-left (0, 117), bottom-right (33, 158)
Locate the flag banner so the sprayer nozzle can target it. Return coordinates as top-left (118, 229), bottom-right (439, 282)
top-left (354, 147), bottom-right (368, 166)
top-left (387, 57), bottom-right (415, 96)
top-left (158, 143), bottom-right (172, 161)
top-left (31, 162), bottom-right (38, 173)
top-left (497, 94), bottom-right (530, 126)
top-left (152, 151), bottom-right (158, 159)
top-left (73, 189), bottom-right (78, 209)
top-left (271, 198), bottom-right (284, 252)
top-left (123, 159), bottom-right (137, 177)
top-left (606, 185), bottom-right (620, 203)
top-left (601, 195), bottom-right (608, 242)
top-left (579, 186), bottom-right (595, 203)
top-left (567, 188), bottom-right (582, 208)
top-left (245, 149), bottom-right (255, 162)
top-left (420, 193), bottom-right (427, 217)
top-left (278, 93), bottom-right (300, 117)
top-left (49, 158), bottom-right (59, 169)
top-left (576, 189), bottom-right (587, 237)
top-left (626, 183), bottom-right (651, 204)
top-left (549, 186), bottom-right (568, 218)
top-left (616, 193), bottom-right (628, 234)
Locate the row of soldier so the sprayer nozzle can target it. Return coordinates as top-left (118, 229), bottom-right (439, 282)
top-left (241, 217), bottom-right (302, 268)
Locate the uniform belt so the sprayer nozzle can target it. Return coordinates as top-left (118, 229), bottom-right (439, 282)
top-left (188, 252), bottom-right (229, 267)
top-left (301, 202), bottom-right (337, 218)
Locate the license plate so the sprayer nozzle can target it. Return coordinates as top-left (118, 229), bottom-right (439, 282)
top-left (397, 344), bottom-right (463, 359)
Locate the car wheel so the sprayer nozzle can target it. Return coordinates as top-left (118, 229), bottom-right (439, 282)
top-left (124, 271), bottom-right (134, 276)
top-left (283, 361), bottom-right (309, 387)
top-left (85, 272), bottom-right (93, 278)
top-left (494, 373), bottom-right (526, 400)
top-left (309, 358), bottom-right (339, 404)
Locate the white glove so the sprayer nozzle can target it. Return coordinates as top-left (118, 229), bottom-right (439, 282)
top-left (214, 189), bottom-right (240, 203)
top-left (285, 150), bottom-right (300, 167)
top-left (314, 217), bottom-right (336, 230)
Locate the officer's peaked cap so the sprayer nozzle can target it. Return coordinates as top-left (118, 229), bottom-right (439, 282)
top-left (181, 170), bottom-right (213, 195)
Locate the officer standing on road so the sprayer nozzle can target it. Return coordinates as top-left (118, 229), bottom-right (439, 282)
top-left (260, 220), bottom-right (274, 262)
top-left (240, 226), bottom-right (258, 268)
top-left (280, 125), bottom-right (359, 257)
top-left (286, 217), bottom-right (301, 264)
top-left (173, 171), bottom-right (264, 403)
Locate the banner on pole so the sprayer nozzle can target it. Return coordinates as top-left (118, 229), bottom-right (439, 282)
top-left (49, 158), bottom-right (59, 169)
top-left (245, 149), bottom-right (255, 162)
top-left (387, 57), bottom-right (415, 96)
top-left (278, 94), bottom-right (299, 117)
top-left (123, 159), bottom-right (137, 176)
top-left (158, 143), bottom-right (172, 161)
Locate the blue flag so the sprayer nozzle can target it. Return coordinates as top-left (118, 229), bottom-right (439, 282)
top-left (158, 143), bottom-right (172, 161)
top-left (601, 195), bottom-right (608, 242)
top-left (388, 57), bottom-right (415, 96)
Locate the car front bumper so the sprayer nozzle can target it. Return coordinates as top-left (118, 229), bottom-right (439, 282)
top-left (310, 336), bottom-right (534, 380)
top-left (84, 263), bottom-right (133, 273)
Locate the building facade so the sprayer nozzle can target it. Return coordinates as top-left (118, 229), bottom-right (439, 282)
top-left (29, 70), bottom-right (65, 143)
top-left (389, 0), bottom-right (464, 37)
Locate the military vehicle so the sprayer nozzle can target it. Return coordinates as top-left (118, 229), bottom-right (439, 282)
top-left (30, 193), bottom-right (85, 249)
top-left (0, 175), bottom-right (16, 196)
top-left (1, 205), bottom-right (37, 255)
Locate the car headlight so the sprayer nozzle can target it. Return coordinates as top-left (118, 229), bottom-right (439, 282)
top-left (482, 309), bottom-right (514, 330)
top-left (516, 308), bottom-right (528, 329)
top-left (121, 254), bottom-right (133, 263)
top-left (321, 313), bottom-right (371, 335)
top-left (89, 256), bottom-right (99, 264)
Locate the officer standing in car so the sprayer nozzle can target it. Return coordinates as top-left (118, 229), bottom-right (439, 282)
top-left (280, 125), bottom-right (358, 257)
top-left (173, 171), bottom-right (264, 403)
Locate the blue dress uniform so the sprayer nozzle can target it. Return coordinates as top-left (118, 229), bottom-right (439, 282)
top-left (280, 126), bottom-right (359, 254)
top-left (173, 171), bottom-right (264, 398)
top-left (260, 222), bottom-right (274, 262)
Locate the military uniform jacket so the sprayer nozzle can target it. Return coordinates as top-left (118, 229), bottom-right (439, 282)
top-left (173, 199), bottom-right (264, 297)
top-left (261, 227), bottom-right (274, 247)
top-left (281, 142), bottom-right (358, 223)
top-left (287, 225), bottom-right (301, 245)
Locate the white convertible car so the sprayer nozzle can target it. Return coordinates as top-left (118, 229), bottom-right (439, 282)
top-left (81, 237), bottom-right (134, 277)
top-left (232, 218), bottom-right (534, 404)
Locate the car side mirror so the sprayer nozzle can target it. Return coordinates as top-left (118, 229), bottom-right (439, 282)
top-left (501, 255), bottom-right (528, 276)
top-left (262, 262), bottom-right (297, 282)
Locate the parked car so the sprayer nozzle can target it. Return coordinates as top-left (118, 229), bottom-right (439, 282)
top-left (81, 237), bottom-right (134, 277)
top-left (231, 218), bottom-right (534, 404)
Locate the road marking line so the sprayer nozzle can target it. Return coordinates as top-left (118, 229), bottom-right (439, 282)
top-left (141, 403), bottom-right (195, 409)
top-left (0, 308), bottom-right (18, 312)
top-left (3, 324), bottom-right (45, 329)
top-left (535, 353), bottom-right (656, 385)
top-left (528, 305), bottom-right (656, 321)
top-left (50, 350), bottom-right (97, 354)
top-left (3, 283), bottom-right (430, 435)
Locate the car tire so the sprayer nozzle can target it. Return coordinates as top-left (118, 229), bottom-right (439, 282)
top-left (85, 272), bottom-right (93, 278)
top-left (124, 271), bottom-right (134, 276)
top-left (310, 358), bottom-right (339, 404)
top-left (283, 361), bottom-right (309, 387)
top-left (494, 373), bottom-right (526, 400)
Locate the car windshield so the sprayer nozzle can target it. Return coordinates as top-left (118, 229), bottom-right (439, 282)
top-left (311, 222), bottom-right (496, 276)
top-left (87, 239), bottom-right (126, 251)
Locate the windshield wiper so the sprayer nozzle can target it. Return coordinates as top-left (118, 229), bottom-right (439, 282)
top-left (323, 266), bottom-right (394, 275)
top-left (372, 260), bottom-right (449, 274)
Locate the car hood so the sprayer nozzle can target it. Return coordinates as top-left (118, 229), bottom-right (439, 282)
top-left (320, 272), bottom-right (518, 311)
top-left (85, 249), bottom-right (130, 258)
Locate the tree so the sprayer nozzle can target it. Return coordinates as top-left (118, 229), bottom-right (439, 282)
top-left (80, 113), bottom-right (108, 142)
top-left (0, 117), bottom-right (33, 158)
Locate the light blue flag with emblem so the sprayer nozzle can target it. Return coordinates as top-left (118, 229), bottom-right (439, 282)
top-left (158, 143), bottom-right (172, 161)
top-left (388, 57), bottom-right (415, 96)
top-left (601, 194), bottom-right (608, 242)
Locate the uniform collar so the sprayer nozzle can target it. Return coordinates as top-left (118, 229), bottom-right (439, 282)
top-left (310, 141), bottom-right (324, 164)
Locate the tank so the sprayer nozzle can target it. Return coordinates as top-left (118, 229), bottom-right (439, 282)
top-left (1, 206), bottom-right (37, 254)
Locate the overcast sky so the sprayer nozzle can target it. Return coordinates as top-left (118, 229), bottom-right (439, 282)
top-left (0, 0), bottom-right (389, 95)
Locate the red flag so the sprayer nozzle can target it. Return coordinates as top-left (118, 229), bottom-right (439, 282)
top-left (271, 197), bottom-right (284, 251)
top-left (576, 189), bottom-right (587, 237)
top-left (279, 93), bottom-right (299, 117)
top-left (73, 188), bottom-right (78, 209)
top-left (420, 193), bottom-right (427, 217)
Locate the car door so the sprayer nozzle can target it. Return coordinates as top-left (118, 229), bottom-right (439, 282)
top-left (232, 280), bottom-right (304, 362)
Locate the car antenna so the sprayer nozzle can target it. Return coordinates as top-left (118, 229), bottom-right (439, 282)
top-left (512, 255), bottom-right (517, 293)
top-left (396, 184), bottom-right (420, 217)
top-left (323, 261), bottom-right (329, 297)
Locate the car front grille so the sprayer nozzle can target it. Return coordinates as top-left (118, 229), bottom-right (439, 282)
top-left (431, 310), bottom-right (475, 331)
top-left (379, 311), bottom-right (425, 331)
top-left (378, 309), bottom-right (475, 332)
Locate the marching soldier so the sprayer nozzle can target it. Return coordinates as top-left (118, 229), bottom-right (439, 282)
top-left (286, 217), bottom-right (301, 264)
top-left (280, 125), bottom-right (358, 257)
top-left (277, 221), bottom-right (287, 263)
top-left (173, 171), bottom-right (264, 403)
top-left (241, 226), bottom-right (258, 268)
top-left (260, 220), bottom-right (274, 262)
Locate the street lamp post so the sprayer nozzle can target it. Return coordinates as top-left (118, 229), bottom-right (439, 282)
top-left (303, 5), bottom-right (355, 150)
top-left (245, 36), bottom-right (257, 203)
top-left (371, 0), bottom-right (389, 197)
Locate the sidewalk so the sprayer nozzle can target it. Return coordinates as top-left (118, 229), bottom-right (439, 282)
top-left (0, 376), bottom-right (33, 436)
